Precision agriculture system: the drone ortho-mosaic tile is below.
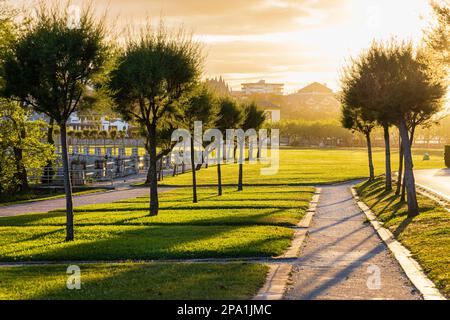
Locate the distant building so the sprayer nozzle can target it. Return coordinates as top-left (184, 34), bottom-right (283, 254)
top-left (65, 112), bottom-right (130, 132)
top-left (283, 82), bottom-right (340, 120)
top-left (257, 101), bottom-right (281, 123)
top-left (241, 80), bottom-right (284, 95)
top-left (289, 82), bottom-right (338, 106)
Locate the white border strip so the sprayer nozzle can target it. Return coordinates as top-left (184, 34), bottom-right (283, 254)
top-left (351, 187), bottom-right (446, 301)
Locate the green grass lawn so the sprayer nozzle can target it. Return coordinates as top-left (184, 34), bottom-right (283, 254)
top-left (157, 147), bottom-right (445, 187)
top-left (0, 184), bottom-right (305, 299)
top-left (356, 177), bottom-right (450, 298)
top-left (0, 263), bottom-right (268, 300)
top-left (0, 186), bottom-right (313, 262)
top-left (1, 147), bottom-right (445, 300)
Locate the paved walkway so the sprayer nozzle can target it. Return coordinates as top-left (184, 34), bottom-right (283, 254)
top-left (285, 182), bottom-right (420, 300)
top-left (414, 169), bottom-right (450, 200)
top-left (0, 187), bottom-right (173, 217)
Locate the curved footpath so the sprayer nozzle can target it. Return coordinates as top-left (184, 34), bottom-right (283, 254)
top-left (0, 187), bottom-right (173, 217)
top-left (285, 181), bottom-right (420, 300)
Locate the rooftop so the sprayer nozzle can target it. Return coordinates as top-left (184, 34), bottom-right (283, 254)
top-left (242, 80), bottom-right (284, 86)
top-left (296, 82), bottom-right (333, 95)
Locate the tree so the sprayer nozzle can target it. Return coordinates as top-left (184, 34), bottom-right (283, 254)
top-left (109, 129), bottom-right (118, 156)
top-left (82, 129), bottom-right (91, 153)
top-left (340, 104), bottom-right (376, 180)
top-left (74, 131), bottom-right (83, 154)
top-left (215, 97), bottom-right (242, 195)
top-left (343, 41), bottom-right (447, 216)
top-left (0, 99), bottom-right (54, 197)
top-left (118, 130), bottom-right (126, 156)
top-left (389, 45), bottom-right (446, 216)
top-left (109, 22), bottom-right (202, 216)
top-left (341, 42), bottom-right (397, 191)
top-left (425, 0), bottom-right (450, 68)
top-left (90, 128), bottom-right (99, 150)
top-left (239, 102), bottom-right (266, 191)
top-left (99, 130), bottom-right (108, 154)
top-left (181, 85), bottom-right (217, 203)
top-left (2, 3), bottom-right (110, 241)
top-left (67, 130), bottom-right (75, 147)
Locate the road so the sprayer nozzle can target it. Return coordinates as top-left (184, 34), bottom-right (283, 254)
top-left (414, 168), bottom-right (450, 200)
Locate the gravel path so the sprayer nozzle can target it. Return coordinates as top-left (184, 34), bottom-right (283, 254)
top-left (285, 181), bottom-right (420, 300)
top-left (0, 187), bottom-right (173, 217)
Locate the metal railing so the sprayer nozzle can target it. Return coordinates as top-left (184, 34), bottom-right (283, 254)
top-left (27, 155), bottom-right (176, 189)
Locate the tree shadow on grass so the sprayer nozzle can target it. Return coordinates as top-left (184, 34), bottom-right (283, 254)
top-left (1, 223), bottom-right (293, 262)
top-left (117, 208), bottom-right (300, 227)
top-left (392, 216), bottom-right (415, 238)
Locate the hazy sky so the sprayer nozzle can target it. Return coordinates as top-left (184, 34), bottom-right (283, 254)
top-left (11, 0), bottom-right (434, 93)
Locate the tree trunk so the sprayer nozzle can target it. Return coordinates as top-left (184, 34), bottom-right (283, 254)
top-left (238, 163), bottom-right (243, 191)
top-left (398, 122), bottom-right (419, 217)
top-left (14, 125), bottom-right (28, 192)
top-left (157, 159), bottom-right (162, 182)
top-left (42, 119), bottom-right (55, 184)
top-left (60, 124), bottom-right (75, 241)
top-left (190, 137), bottom-right (198, 203)
top-left (172, 163), bottom-right (177, 177)
top-left (217, 144), bottom-right (223, 196)
top-left (401, 168), bottom-right (407, 202)
top-left (396, 138), bottom-right (404, 196)
top-left (217, 163), bottom-right (222, 196)
top-left (13, 145), bottom-right (28, 192)
top-left (365, 132), bottom-right (375, 180)
top-left (401, 128), bottom-right (415, 201)
top-left (383, 125), bottom-right (392, 191)
top-left (257, 136), bottom-right (261, 159)
top-left (144, 138), bottom-right (151, 184)
top-left (145, 166), bottom-right (152, 185)
top-left (148, 125), bottom-right (159, 216)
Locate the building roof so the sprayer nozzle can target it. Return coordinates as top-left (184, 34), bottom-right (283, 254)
top-left (242, 80), bottom-right (284, 87)
top-left (296, 82), bottom-right (333, 95)
top-left (257, 100), bottom-right (281, 109)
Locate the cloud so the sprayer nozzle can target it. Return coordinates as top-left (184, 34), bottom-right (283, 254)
top-left (14, 0), bottom-right (427, 92)
top-left (68, 0), bottom-right (348, 36)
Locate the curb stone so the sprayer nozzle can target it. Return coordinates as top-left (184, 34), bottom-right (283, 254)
top-left (254, 188), bottom-right (322, 300)
top-left (350, 187), bottom-right (446, 301)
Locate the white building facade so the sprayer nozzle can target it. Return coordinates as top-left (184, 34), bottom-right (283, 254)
top-left (241, 80), bottom-right (284, 95)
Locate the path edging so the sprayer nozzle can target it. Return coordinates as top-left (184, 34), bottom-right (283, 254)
top-left (350, 187), bottom-right (446, 301)
top-left (254, 188), bottom-right (321, 300)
